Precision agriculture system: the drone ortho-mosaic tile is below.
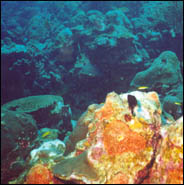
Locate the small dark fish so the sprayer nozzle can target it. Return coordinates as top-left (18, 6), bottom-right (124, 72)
top-left (127, 95), bottom-right (137, 116)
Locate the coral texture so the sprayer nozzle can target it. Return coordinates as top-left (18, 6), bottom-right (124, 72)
top-left (11, 90), bottom-right (182, 184)
top-left (53, 91), bottom-right (180, 184)
top-left (143, 116), bottom-right (183, 184)
top-left (25, 164), bottom-right (54, 184)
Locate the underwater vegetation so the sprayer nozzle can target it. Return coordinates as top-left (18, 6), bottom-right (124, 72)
top-left (1, 1), bottom-right (183, 184)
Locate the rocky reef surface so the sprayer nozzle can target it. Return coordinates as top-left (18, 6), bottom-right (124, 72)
top-left (1, 2), bottom-right (183, 119)
top-left (1, 95), bottom-right (73, 183)
top-left (130, 51), bottom-right (183, 121)
top-left (2, 91), bottom-right (182, 184)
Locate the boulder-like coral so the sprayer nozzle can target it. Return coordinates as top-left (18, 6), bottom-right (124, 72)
top-left (130, 51), bottom-right (183, 120)
top-left (162, 95), bottom-right (182, 120)
top-left (130, 51), bottom-right (182, 89)
top-left (53, 91), bottom-right (164, 184)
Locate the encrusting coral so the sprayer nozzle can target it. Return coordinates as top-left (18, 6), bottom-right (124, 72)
top-left (52, 91), bottom-right (178, 184)
top-left (24, 163), bottom-right (54, 184)
top-left (142, 116), bottom-right (183, 184)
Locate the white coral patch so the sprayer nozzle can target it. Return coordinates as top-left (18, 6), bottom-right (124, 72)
top-left (30, 139), bottom-right (65, 162)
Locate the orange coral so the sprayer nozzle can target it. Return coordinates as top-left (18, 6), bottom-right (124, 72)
top-left (25, 164), bottom-right (54, 184)
top-left (167, 168), bottom-right (183, 184)
top-left (95, 92), bottom-right (120, 121)
top-left (103, 120), bottom-right (146, 155)
top-left (108, 172), bottom-right (128, 184)
top-left (95, 102), bottom-right (113, 121)
top-left (142, 117), bottom-right (183, 184)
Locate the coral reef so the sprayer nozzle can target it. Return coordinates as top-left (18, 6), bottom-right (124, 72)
top-left (1, 2), bottom-right (183, 117)
top-left (1, 95), bottom-right (72, 183)
top-left (143, 116), bottom-right (183, 184)
top-left (52, 91), bottom-right (183, 184)
top-left (1, 2), bottom-right (183, 184)
top-left (130, 51), bottom-right (183, 120)
top-left (52, 91), bottom-right (170, 184)
top-left (2, 91), bottom-right (183, 184)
